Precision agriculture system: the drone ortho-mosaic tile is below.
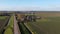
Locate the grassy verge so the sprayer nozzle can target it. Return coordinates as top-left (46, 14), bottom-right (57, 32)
top-left (25, 22), bottom-right (38, 34)
top-left (4, 16), bottom-right (14, 34)
top-left (24, 23), bottom-right (35, 34)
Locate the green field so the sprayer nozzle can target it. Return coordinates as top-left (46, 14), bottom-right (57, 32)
top-left (0, 16), bottom-right (8, 20)
top-left (25, 16), bottom-right (60, 34)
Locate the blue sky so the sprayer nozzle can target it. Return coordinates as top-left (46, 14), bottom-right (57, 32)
top-left (0, 0), bottom-right (60, 11)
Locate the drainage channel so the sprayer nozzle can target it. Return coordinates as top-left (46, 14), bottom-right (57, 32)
top-left (18, 22), bottom-right (32, 34)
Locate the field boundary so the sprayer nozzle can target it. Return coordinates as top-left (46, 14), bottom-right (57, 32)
top-left (24, 23), bottom-right (35, 34)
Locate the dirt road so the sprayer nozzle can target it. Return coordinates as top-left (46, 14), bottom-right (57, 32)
top-left (14, 16), bottom-right (21, 34)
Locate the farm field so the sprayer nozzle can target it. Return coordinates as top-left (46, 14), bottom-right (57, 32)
top-left (1, 12), bottom-right (60, 34)
top-left (35, 12), bottom-right (60, 17)
top-left (25, 12), bottom-right (60, 34)
top-left (0, 16), bottom-right (10, 34)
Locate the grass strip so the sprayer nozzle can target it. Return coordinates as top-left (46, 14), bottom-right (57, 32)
top-left (25, 22), bottom-right (38, 34)
top-left (4, 16), bottom-right (14, 34)
top-left (24, 23), bottom-right (35, 34)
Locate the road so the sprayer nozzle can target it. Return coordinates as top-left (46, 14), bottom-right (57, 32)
top-left (14, 16), bottom-right (21, 34)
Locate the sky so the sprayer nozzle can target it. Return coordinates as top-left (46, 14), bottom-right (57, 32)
top-left (0, 0), bottom-right (60, 11)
